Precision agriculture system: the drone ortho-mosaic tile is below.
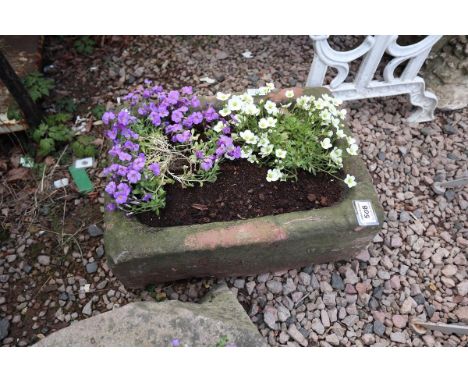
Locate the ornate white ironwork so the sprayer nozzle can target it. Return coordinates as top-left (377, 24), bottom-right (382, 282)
top-left (306, 35), bottom-right (442, 123)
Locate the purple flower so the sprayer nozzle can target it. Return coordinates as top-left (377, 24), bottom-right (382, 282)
top-left (106, 128), bottom-right (118, 140)
top-left (171, 338), bottom-right (181, 347)
top-left (181, 86), bottom-right (193, 95)
top-left (138, 106), bottom-right (149, 116)
top-left (124, 141), bottom-right (140, 152)
top-left (114, 192), bottom-right (128, 204)
top-left (105, 181), bottom-right (117, 195)
top-left (222, 126), bottom-right (231, 135)
top-left (116, 165), bottom-right (129, 177)
top-left (127, 170), bottom-right (141, 184)
top-left (117, 182), bottom-right (131, 195)
top-left (142, 194), bottom-right (152, 202)
top-left (118, 151), bottom-right (132, 162)
top-left (167, 90), bottom-right (180, 105)
top-left (106, 203), bottom-right (116, 211)
top-left (149, 163), bottom-right (160, 176)
top-left (118, 109), bottom-right (131, 126)
top-left (190, 96), bottom-right (200, 108)
top-left (201, 157), bottom-right (214, 171)
top-left (132, 154), bottom-right (146, 171)
top-left (149, 111), bottom-right (161, 126)
top-left (171, 109), bottom-right (184, 123)
top-left (218, 135), bottom-right (233, 148)
top-left (191, 112), bottom-right (203, 125)
top-left (165, 124), bottom-right (182, 134)
top-left (204, 106), bottom-right (219, 122)
top-left (195, 150), bottom-right (204, 159)
top-left (226, 146), bottom-right (241, 160)
top-left (174, 130), bottom-right (191, 143)
top-left (215, 146), bottom-right (226, 158)
top-left (158, 105), bottom-right (169, 117)
top-left (102, 111), bottom-right (115, 125)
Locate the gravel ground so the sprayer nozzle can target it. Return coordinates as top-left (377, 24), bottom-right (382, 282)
top-left (0, 36), bottom-right (466, 347)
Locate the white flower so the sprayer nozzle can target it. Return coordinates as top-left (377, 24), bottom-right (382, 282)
top-left (243, 103), bottom-right (260, 116)
top-left (260, 144), bottom-right (274, 157)
top-left (266, 82), bottom-right (275, 91)
top-left (344, 174), bottom-right (357, 188)
top-left (334, 98), bottom-right (343, 106)
top-left (336, 128), bottom-right (346, 139)
top-left (330, 147), bottom-right (343, 167)
top-left (331, 117), bottom-right (341, 128)
top-left (239, 130), bottom-right (258, 145)
top-left (346, 136), bottom-right (356, 145)
top-left (219, 107), bottom-right (231, 117)
top-left (258, 118), bottom-right (269, 129)
top-left (339, 109), bottom-right (347, 119)
top-left (258, 87), bottom-right (270, 95)
top-left (228, 96), bottom-right (243, 111)
top-left (266, 117), bottom-right (277, 128)
top-left (266, 168), bottom-right (283, 182)
top-left (285, 90), bottom-right (295, 98)
top-left (346, 143), bottom-right (359, 156)
top-left (321, 138), bottom-right (332, 150)
top-left (264, 100), bottom-right (279, 115)
top-left (314, 99), bottom-right (325, 110)
top-left (216, 92), bottom-right (231, 101)
top-left (275, 148), bottom-right (287, 159)
top-left (213, 121), bottom-right (224, 133)
top-left (326, 130), bottom-right (334, 137)
top-left (257, 135), bottom-right (270, 147)
top-left (296, 96), bottom-right (312, 110)
top-left (240, 93), bottom-right (254, 104)
top-left (241, 147), bottom-right (253, 158)
top-left (247, 154), bottom-right (258, 164)
top-left (320, 109), bottom-right (331, 122)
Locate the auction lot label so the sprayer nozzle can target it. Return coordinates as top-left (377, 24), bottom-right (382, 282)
top-left (353, 200), bottom-right (379, 226)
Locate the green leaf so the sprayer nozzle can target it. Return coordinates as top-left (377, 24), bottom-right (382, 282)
top-left (32, 123), bottom-right (49, 142)
top-left (49, 125), bottom-right (72, 142)
top-left (38, 137), bottom-right (55, 156)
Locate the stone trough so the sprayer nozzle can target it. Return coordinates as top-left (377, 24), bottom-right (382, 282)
top-left (104, 88), bottom-right (384, 288)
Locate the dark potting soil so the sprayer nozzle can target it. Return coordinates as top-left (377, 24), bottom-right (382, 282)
top-left (137, 160), bottom-right (346, 227)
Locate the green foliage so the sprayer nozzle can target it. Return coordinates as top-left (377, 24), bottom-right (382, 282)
top-left (6, 105), bottom-right (22, 120)
top-left (56, 97), bottom-right (77, 114)
top-left (71, 135), bottom-right (97, 158)
top-left (74, 36), bottom-right (96, 55)
top-left (215, 335), bottom-right (229, 347)
top-left (91, 105), bottom-right (105, 120)
top-left (31, 113), bottom-right (73, 156)
top-left (23, 72), bottom-right (54, 102)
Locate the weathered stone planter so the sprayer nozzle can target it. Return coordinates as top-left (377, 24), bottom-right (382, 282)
top-left (105, 88), bottom-right (384, 288)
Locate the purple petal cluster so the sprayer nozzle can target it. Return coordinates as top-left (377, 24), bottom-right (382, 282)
top-left (102, 82), bottom-right (243, 211)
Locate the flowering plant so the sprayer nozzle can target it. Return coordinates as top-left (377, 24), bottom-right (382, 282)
top-left (102, 81), bottom-right (241, 214)
top-left (218, 86), bottom-right (358, 186)
top-left (103, 81), bottom-right (358, 215)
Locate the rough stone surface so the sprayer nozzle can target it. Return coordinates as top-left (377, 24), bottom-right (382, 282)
top-left (35, 284), bottom-right (266, 346)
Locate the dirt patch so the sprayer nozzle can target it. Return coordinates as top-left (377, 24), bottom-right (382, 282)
top-left (137, 160), bottom-right (346, 227)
